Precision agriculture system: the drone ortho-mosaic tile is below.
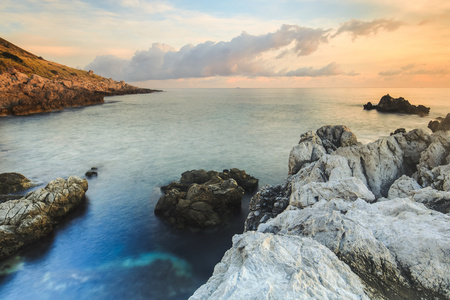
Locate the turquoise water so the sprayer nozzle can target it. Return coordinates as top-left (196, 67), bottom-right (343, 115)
top-left (0, 88), bottom-right (449, 299)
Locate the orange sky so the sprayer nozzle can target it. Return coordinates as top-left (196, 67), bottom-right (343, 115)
top-left (1, 0), bottom-right (450, 88)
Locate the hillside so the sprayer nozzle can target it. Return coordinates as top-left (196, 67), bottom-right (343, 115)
top-left (0, 37), bottom-right (160, 116)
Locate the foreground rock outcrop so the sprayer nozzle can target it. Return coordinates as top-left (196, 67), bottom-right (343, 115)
top-left (155, 169), bottom-right (258, 229)
top-left (363, 94), bottom-right (430, 115)
top-left (0, 176), bottom-right (88, 260)
top-left (192, 125), bottom-right (450, 300)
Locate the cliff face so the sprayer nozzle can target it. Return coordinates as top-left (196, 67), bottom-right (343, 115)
top-left (0, 37), bottom-right (160, 116)
top-left (191, 126), bottom-right (450, 300)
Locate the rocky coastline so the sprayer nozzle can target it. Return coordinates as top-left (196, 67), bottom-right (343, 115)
top-left (0, 37), bottom-right (161, 116)
top-left (0, 69), bottom-right (160, 116)
top-left (190, 125), bottom-right (450, 299)
top-left (0, 175), bottom-right (88, 260)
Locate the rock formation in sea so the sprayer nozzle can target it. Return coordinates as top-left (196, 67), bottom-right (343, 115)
top-left (428, 113), bottom-right (450, 133)
top-left (0, 172), bottom-right (34, 195)
top-left (190, 125), bottom-right (449, 300)
top-left (363, 94), bottom-right (430, 115)
top-left (0, 176), bottom-right (88, 260)
top-left (155, 169), bottom-right (258, 229)
top-left (0, 37), bottom-right (161, 116)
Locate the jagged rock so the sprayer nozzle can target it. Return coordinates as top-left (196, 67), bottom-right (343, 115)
top-left (388, 175), bottom-right (422, 199)
top-left (363, 94), bottom-right (430, 115)
top-left (428, 113), bottom-right (450, 133)
top-left (413, 131), bottom-right (450, 189)
top-left (155, 169), bottom-right (257, 229)
top-left (0, 172), bottom-right (34, 194)
top-left (0, 176), bottom-right (88, 260)
top-left (390, 128), bottom-right (406, 136)
top-left (189, 232), bottom-right (371, 300)
top-left (288, 125), bottom-right (359, 175)
top-left (244, 183), bottom-right (290, 231)
top-left (258, 198), bottom-right (450, 299)
top-left (411, 187), bottom-right (450, 214)
top-left (290, 177), bottom-right (375, 209)
top-left (195, 126), bottom-right (450, 300)
top-left (220, 168), bottom-right (259, 192)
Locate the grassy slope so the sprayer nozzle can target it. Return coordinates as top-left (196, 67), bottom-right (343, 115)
top-left (0, 37), bottom-right (103, 82)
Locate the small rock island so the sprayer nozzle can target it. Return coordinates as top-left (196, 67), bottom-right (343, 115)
top-left (155, 169), bottom-right (258, 229)
top-left (364, 94), bottom-right (430, 115)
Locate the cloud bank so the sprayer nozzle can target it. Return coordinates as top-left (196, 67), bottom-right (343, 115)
top-left (86, 19), bottom-right (403, 81)
top-left (86, 24), bottom-right (334, 81)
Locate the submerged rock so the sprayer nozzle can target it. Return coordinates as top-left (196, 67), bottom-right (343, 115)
top-left (0, 176), bottom-right (88, 260)
top-left (193, 125), bottom-right (450, 299)
top-left (363, 94), bottom-right (430, 115)
top-left (0, 172), bottom-right (34, 194)
top-left (155, 169), bottom-right (258, 229)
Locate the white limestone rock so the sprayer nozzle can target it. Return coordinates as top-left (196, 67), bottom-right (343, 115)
top-left (259, 198), bottom-right (450, 299)
top-left (189, 231), bottom-right (370, 300)
top-left (288, 130), bottom-right (326, 175)
top-left (388, 175), bottom-right (422, 199)
top-left (290, 177), bottom-right (375, 208)
top-left (411, 187), bottom-right (450, 214)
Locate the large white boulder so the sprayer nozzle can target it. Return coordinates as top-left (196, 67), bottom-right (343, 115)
top-left (190, 232), bottom-right (370, 300)
top-left (259, 198), bottom-right (450, 299)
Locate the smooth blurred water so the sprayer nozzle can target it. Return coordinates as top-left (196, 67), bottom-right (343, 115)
top-left (0, 88), bottom-right (448, 299)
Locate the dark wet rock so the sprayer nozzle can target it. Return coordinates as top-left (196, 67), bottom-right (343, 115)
top-left (428, 113), bottom-right (450, 133)
top-left (0, 172), bottom-right (34, 194)
top-left (85, 167), bottom-right (98, 177)
top-left (364, 94), bottom-right (430, 115)
top-left (0, 176), bottom-right (88, 260)
top-left (244, 183), bottom-right (290, 231)
top-left (390, 128), bottom-right (406, 136)
top-left (155, 169), bottom-right (258, 229)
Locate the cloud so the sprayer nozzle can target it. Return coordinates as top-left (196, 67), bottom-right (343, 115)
top-left (333, 18), bottom-right (404, 39)
top-left (86, 24), bottom-right (332, 81)
top-left (284, 62), bottom-right (342, 77)
top-left (378, 64), bottom-right (450, 76)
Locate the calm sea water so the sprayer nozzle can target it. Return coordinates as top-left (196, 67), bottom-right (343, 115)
top-left (0, 88), bottom-right (449, 299)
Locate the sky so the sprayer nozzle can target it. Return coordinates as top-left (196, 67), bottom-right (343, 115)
top-left (1, 0), bottom-right (450, 88)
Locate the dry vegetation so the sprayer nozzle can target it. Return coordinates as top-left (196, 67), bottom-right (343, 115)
top-left (0, 37), bottom-right (102, 81)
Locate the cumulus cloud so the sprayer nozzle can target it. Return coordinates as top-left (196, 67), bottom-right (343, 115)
top-left (333, 18), bottom-right (404, 39)
top-left (86, 24), bottom-right (332, 81)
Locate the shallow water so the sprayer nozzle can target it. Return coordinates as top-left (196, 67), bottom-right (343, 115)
top-left (0, 88), bottom-right (448, 299)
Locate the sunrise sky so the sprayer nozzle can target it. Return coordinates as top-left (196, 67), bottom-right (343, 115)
top-left (2, 0), bottom-right (450, 88)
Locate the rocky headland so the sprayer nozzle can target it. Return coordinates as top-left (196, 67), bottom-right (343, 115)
top-left (0, 175), bottom-right (88, 260)
top-left (155, 169), bottom-right (258, 229)
top-left (190, 125), bottom-right (449, 299)
top-left (364, 94), bottom-right (430, 115)
top-left (0, 37), bottom-right (160, 116)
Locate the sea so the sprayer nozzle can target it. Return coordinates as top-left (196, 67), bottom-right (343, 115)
top-left (0, 88), bottom-right (449, 299)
